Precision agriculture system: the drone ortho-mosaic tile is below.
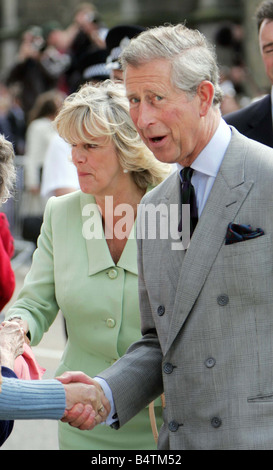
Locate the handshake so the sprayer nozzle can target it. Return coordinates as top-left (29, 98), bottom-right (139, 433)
top-left (57, 372), bottom-right (111, 430)
top-left (0, 321), bottom-right (110, 430)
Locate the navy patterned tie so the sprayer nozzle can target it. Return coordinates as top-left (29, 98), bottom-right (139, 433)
top-left (179, 167), bottom-right (198, 237)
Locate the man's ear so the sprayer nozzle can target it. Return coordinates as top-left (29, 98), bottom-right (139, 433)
top-left (197, 81), bottom-right (215, 117)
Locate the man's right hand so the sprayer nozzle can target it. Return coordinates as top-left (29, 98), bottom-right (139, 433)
top-left (57, 371), bottom-right (111, 430)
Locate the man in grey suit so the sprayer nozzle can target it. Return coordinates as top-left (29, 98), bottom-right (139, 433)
top-left (59, 24), bottom-right (273, 450)
top-left (224, 0), bottom-right (273, 147)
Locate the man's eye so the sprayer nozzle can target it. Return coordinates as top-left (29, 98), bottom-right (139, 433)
top-left (129, 97), bottom-right (139, 104)
top-left (155, 95), bottom-right (163, 101)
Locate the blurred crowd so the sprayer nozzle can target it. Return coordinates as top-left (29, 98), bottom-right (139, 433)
top-left (0, 2), bottom-right (266, 245)
top-left (0, 2), bottom-right (115, 244)
top-left (215, 22), bottom-right (258, 115)
top-left (0, 2), bottom-right (109, 156)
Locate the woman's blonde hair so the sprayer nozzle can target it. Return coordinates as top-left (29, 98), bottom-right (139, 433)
top-left (54, 80), bottom-right (171, 189)
top-left (0, 134), bottom-right (16, 202)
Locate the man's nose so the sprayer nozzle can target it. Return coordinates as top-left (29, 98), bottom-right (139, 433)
top-left (135, 102), bottom-right (155, 129)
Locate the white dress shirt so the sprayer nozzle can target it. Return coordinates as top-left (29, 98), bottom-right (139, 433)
top-left (178, 118), bottom-right (231, 216)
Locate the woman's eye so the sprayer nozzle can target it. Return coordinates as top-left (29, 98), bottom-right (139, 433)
top-left (85, 143), bottom-right (97, 150)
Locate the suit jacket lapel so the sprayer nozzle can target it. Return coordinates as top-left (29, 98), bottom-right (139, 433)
top-left (80, 192), bottom-right (115, 275)
top-left (163, 129), bottom-right (254, 355)
top-left (156, 171), bottom-right (187, 283)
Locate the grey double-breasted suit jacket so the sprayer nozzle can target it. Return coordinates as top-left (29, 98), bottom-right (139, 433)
top-left (99, 126), bottom-right (273, 449)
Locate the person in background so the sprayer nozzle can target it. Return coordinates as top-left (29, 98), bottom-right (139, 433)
top-left (22, 89), bottom-right (65, 244)
top-left (5, 26), bottom-right (57, 119)
top-left (41, 134), bottom-right (79, 199)
top-left (105, 25), bottom-right (145, 82)
top-left (0, 83), bottom-right (16, 147)
top-left (74, 48), bottom-right (110, 91)
top-left (224, 0), bottom-right (273, 147)
top-left (0, 136), bottom-right (16, 314)
top-left (0, 213), bottom-right (15, 313)
top-left (24, 89), bottom-right (65, 197)
top-left (5, 80), bottom-right (170, 450)
top-left (5, 83), bottom-right (26, 156)
top-left (65, 2), bottom-right (108, 93)
top-left (72, 2), bottom-right (108, 50)
top-left (219, 66), bottom-right (241, 115)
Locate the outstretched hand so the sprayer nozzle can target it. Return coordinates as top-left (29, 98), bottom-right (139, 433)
top-left (57, 371), bottom-right (111, 430)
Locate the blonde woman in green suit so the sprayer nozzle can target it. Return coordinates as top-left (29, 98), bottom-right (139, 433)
top-left (6, 81), bottom-right (170, 450)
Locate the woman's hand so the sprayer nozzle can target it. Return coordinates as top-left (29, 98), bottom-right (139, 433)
top-left (0, 321), bottom-right (25, 370)
top-left (4, 318), bottom-right (30, 345)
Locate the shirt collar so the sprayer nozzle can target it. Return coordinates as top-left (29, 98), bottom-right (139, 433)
top-left (80, 192), bottom-right (138, 276)
top-left (177, 118), bottom-right (231, 177)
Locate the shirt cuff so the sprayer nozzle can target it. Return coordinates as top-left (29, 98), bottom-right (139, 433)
top-left (94, 376), bottom-right (118, 426)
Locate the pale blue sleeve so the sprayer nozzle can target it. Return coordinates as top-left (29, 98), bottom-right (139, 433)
top-left (0, 376), bottom-right (66, 420)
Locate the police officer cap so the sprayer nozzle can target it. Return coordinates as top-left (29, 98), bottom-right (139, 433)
top-left (81, 49), bottom-right (110, 82)
top-left (106, 25), bottom-right (145, 70)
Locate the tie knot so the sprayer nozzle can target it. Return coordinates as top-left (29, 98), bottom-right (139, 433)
top-left (181, 167), bottom-right (193, 183)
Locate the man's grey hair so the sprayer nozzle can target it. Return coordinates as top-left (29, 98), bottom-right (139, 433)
top-left (256, 0), bottom-right (273, 32)
top-left (120, 23), bottom-right (223, 106)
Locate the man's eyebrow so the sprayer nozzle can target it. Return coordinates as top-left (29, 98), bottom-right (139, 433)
top-left (126, 89), bottom-right (159, 97)
top-left (263, 41), bottom-right (273, 51)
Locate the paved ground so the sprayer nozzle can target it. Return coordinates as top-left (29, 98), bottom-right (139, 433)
top-left (1, 257), bottom-right (67, 450)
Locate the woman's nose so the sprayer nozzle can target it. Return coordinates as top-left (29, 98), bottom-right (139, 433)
top-left (72, 147), bottom-right (86, 163)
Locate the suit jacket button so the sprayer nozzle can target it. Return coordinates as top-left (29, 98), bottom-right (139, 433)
top-left (217, 294), bottom-right (229, 306)
top-left (168, 420), bottom-right (179, 432)
top-left (157, 305), bottom-right (165, 316)
top-left (108, 269), bottom-right (118, 279)
top-left (211, 417), bottom-right (222, 428)
top-left (205, 357), bottom-right (216, 368)
top-left (163, 362), bottom-right (174, 374)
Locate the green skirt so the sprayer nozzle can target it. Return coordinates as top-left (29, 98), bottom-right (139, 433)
top-left (58, 405), bottom-right (162, 450)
